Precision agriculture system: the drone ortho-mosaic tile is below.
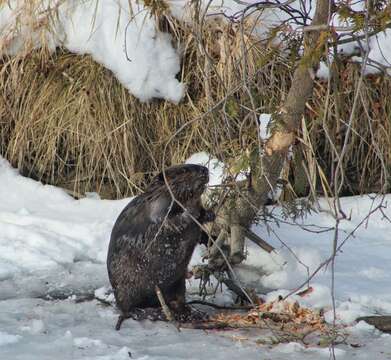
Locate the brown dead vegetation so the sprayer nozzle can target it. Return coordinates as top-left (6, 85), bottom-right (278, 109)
top-left (0, 5), bottom-right (389, 199)
top-left (181, 299), bottom-right (346, 348)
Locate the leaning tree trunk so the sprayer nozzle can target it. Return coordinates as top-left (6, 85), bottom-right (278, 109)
top-left (206, 0), bottom-right (333, 269)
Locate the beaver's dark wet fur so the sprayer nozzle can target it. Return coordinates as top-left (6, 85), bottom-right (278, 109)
top-left (107, 164), bottom-right (214, 329)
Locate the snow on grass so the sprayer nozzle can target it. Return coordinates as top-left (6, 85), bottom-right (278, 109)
top-left (2, 1), bottom-right (390, 104)
top-left (1, 156), bottom-right (391, 358)
top-left (0, 0), bottom-right (184, 102)
top-left (171, 0), bottom-right (391, 78)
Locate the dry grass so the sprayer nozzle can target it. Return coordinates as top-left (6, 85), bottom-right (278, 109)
top-left (0, 3), bottom-right (389, 198)
top-left (305, 65), bottom-right (391, 196)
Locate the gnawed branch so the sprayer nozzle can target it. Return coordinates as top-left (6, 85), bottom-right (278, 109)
top-left (205, 0), bottom-right (332, 272)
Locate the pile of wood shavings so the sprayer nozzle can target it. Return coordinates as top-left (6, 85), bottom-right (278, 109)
top-left (210, 299), bottom-right (328, 335)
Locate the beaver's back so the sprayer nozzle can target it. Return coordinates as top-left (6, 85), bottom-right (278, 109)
top-left (107, 164), bottom-right (209, 314)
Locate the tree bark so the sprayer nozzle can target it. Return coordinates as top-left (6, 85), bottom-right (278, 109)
top-left (207, 0), bottom-right (333, 268)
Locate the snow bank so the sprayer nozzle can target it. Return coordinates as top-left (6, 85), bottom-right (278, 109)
top-left (1, 155), bottom-right (391, 321)
top-left (0, 157), bottom-right (128, 299)
top-left (170, 0), bottom-right (391, 78)
top-left (0, 0), bottom-right (184, 102)
top-left (2, 0), bottom-right (389, 105)
top-left (236, 194), bottom-right (391, 325)
top-left (164, 0), bottom-right (390, 79)
top-left (1, 157), bottom-right (391, 358)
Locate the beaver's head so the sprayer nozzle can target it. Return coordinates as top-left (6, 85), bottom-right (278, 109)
top-left (147, 164), bottom-right (209, 203)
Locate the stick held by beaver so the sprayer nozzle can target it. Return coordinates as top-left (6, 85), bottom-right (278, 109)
top-left (107, 164), bottom-right (214, 330)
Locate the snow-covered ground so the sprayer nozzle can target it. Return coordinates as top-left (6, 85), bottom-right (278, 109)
top-left (1, 1), bottom-right (390, 357)
top-left (1, 156), bottom-right (391, 359)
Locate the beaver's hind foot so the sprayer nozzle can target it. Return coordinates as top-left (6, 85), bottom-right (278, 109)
top-left (115, 305), bottom-right (209, 330)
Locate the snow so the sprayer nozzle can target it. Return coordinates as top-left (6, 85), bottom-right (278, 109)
top-left (185, 152), bottom-right (225, 187)
top-left (0, 157), bottom-right (128, 300)
top-left (272, 341), bottom-right (346, 357)
top-left (0, 331), bottom-right (21, 346)
top-left (0, 156), bottom-right (391, 358)
top-left (169, 0), bottom-right (391, 78)
top-left (0, 0), bottom-right (184, 103)
top-left (259, 113), bottom-right (272, 140)
top-left (238, 194), bottom-right (391, 327)
top-left (1, 0), bottom-right (390, 103)
top-left (363, 31), bottom-right (391, 75)
top-left (185, 151), bottom-right (248, 188)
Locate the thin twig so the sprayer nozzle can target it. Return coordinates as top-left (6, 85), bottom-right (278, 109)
top-left (155, 285), bottom-right (180, 331)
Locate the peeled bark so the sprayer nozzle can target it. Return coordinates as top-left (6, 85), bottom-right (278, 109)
top-left (206, 0), bottom-right (333, 269)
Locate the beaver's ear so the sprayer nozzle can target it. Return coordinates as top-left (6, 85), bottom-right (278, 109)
top-left (153, 172), bottom-right (165, 185)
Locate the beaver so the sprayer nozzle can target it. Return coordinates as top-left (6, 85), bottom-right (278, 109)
top-left (107, 164), bottom-right (214, 329)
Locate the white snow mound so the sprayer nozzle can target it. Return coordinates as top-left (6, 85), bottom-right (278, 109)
top-left (0, 0), bottom-right (184, 102)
